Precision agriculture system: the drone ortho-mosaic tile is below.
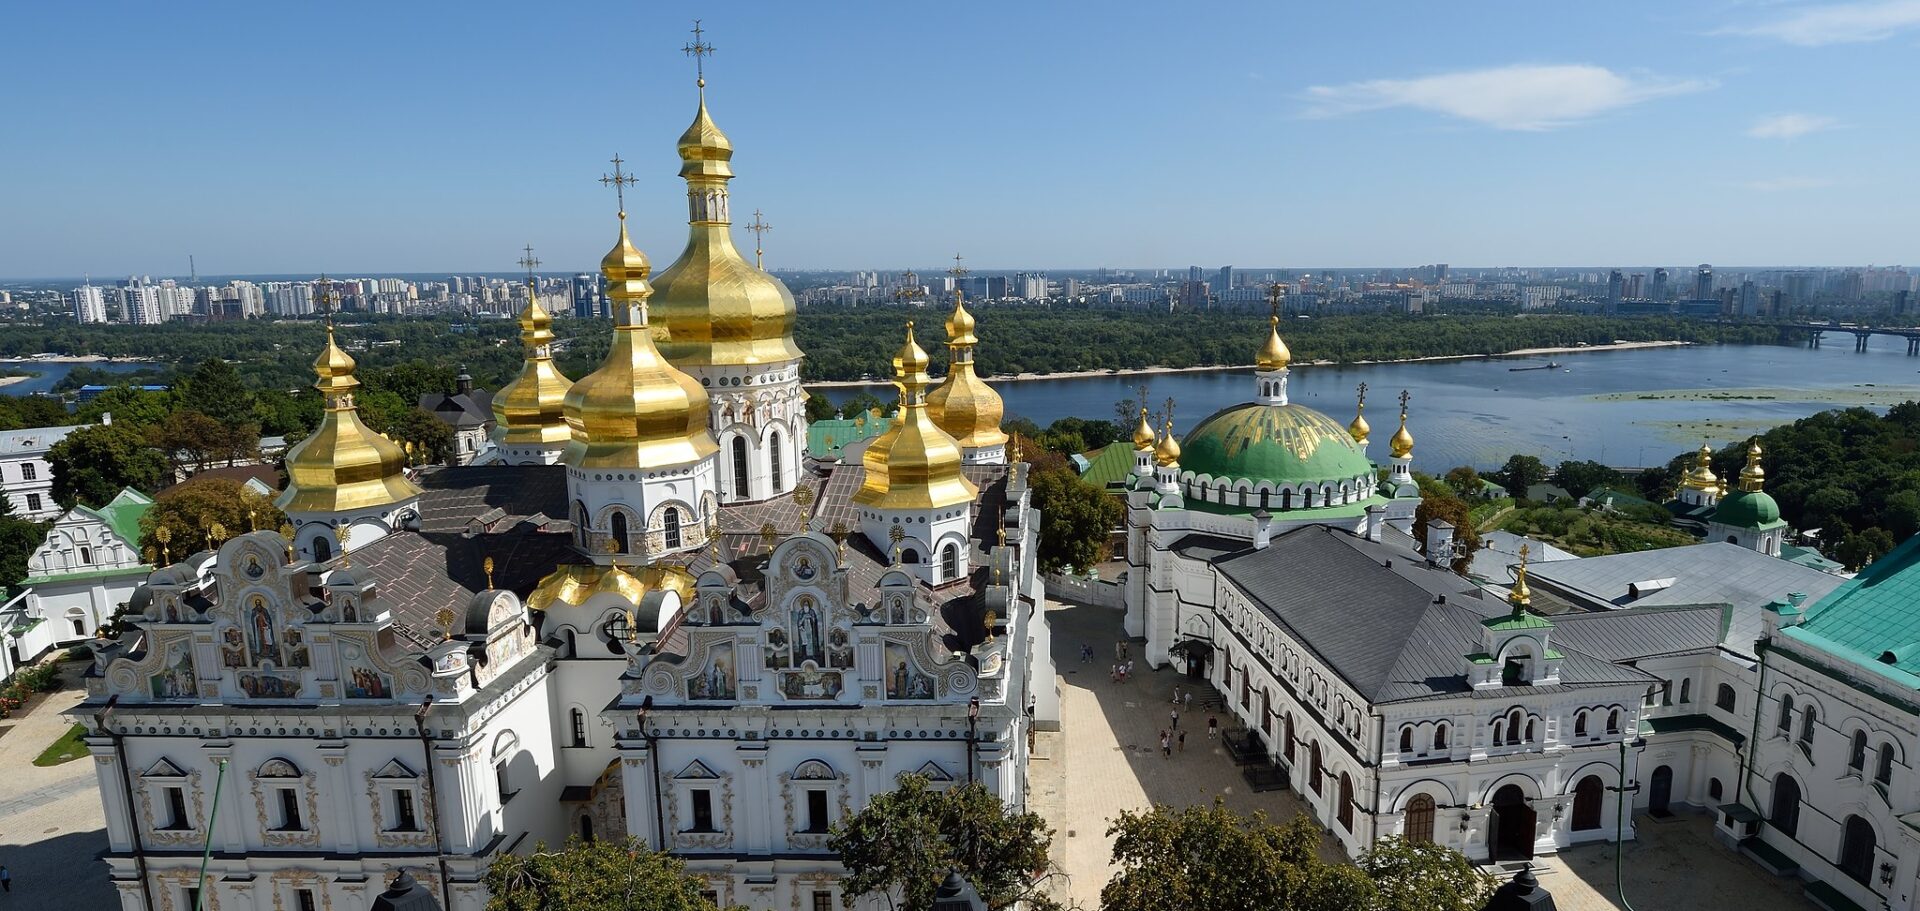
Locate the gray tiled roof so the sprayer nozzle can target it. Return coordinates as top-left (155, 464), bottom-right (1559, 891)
top-left (1213, 527), bottom-right (1658, 704)
top-left (414, 465), bottom-right (571, 532)
top-left (353, 524), bottom-right (579, 649)
top-left (1524, 542), bottom-right (1844, 658)
top-left (1546, 605), bottom-right (1726, 662)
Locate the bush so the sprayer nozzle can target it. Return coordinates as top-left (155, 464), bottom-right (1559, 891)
top-left (63, 645), bottom-right (92, 662)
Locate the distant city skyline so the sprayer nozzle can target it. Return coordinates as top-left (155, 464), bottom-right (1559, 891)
top-left (4, 2), bottom-right (1918, 276)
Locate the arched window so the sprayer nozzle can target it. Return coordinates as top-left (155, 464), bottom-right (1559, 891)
top-left (1283, 714), bottom-right (1296, 762)
top-left (1508, 709), bottom-right (1524, 745)
top-left (1309, 743), bottom-right (1323, 795)
top-left (1777, 694), bottom-right (1795, 733)
top-left (1877, 744), bottom-right (1896, 786)
top-left (664, 508), bottom-right (682, 549)
top-left (1606, 709), bottom-right (1620, 734)
top-left (1337, 773), bottom-right (1354, 830)
top-left (1492, 721), bottom-right (1505, 745)
top-left (610, 511), bottom-right (629, 554)
top-left (1716, 684), bottom-right (1736, 712)
top-left (1574, 711), bottom-right (1588, 737)
top-left (940, 543), bottom-right (958, 581)
top-left (1403, 794), bottom-right (1435, 843)
top-left (1525, 719), bottom-right (1537, 743)
top-left (569, 709), bottom-right (587, 748)
top-left (573, 500), bottom-right (589, 548)
top-left (1839, 815), bottom-right (1876, 885)
top-left (1678, 679), bottom-right (1691, 703)
top-left (580, 815), bottom-right (594, 842)
top-left (1399, 727), bottom-right (1413, 754)
top-left (1800, 706), bottom-right (1817, 746)
top-left (901, 548), bottom-right (920, 564)
top-left (1433, 723), bottom-right (1448, 751)
top-left (769, 431), bottom-right (783, 490)
top-left (732, 436), bottom-right (750, 498)
top-left (1850, 730), bottom-right (1868, 772)
top-left (1770, 773), bottom-right (1801, 837)
top-left (1709, 778), bottom-right (1724, 800)
top-left (312, 536), bottom-right (332, 562)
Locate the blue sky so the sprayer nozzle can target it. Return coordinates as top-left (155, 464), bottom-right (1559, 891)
top-left (3, 1), bottom-right (1917, 277)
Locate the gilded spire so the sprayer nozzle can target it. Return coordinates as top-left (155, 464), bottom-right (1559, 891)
top-left (493, 245), bottom-right (575, 448)
top-left (649, 22), bottom-right (801, 369)
top-left (1682, 442), bottom-right (1720, 494)
top-left (927, 290), bottom-right (1008, 452)
top-left (1132, 406), bottom-right (1156, 451)
top-left (1389, 390), bottom-right (1414, 459)
top-left (561, 209), bottom-right (717, 469)
top-left (1257, 283), bottom-right (1291, 370)
top-left (854, 323), bottom-right (978, 510)
top-left (1348, 382), bottom-right (1370, 444)
top-left (1508, 544), bottom-right (1532, 613)
top-left (1154, 417), bottom-right (1182, 467)
top-left (1740, 439), bottom-right (1766, 492)
top-left (277, 313), bottom-right (422, 515)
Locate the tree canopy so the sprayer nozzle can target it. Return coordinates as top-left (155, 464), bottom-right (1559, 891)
top-left (1029, 463), bottom-right (1125, 574)
top-left (1102, 803), bottom-right (1373, 911)
top-left (47, 423), bottom-right (171, 510)
top-left (482, 837), bottom-right (726, 911)
top-left (830, 774), bottom-right (1057, 911)
top-left (137, 477), bottom-right (287, 561)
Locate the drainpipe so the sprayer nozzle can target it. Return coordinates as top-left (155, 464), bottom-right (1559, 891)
top-left (414, 696), bottom-right (453, 911)
top-left (1370, 711), bottom-right (1385, 848)
top-left (96, 695), bottom-right (156, 911)
top-left (1738, 649), bottom-right (1769, 819)
top-left (640, 695), bottom-right (666, 848)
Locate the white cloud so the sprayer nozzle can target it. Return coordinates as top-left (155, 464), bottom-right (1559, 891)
top-left (1747, 113), bottom-right (1840, 138)
top-left (1723, 0), bottom-right (1920, 45)
top-left (1301, 64), bottom-right (1712, 131)
top-left (1742, 176), bottom-right (1838, 191)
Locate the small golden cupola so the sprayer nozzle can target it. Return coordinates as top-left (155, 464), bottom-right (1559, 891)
top-left (855, 323), bottom-right (978, 583)
top-left (492, 249), bottom-right (575, 465)
top-left (277, 321), bottom-right (423, 562)
top-left (927, 291), bottom-right (1009, 464)
top-left (562, 214), bottom-right (718, 470)
top-left (1132, 407), bottom-right (1157, 451)
top-left (1252, 301), bottom-right (1294, 407)
top-left (1390, 405), bottom-right (1414, 459)
top-left (1348, 382), bottom-right (1371, 445)
top-left (1683, 443), bottom-right (1721, 493)
top-left (1256, 315), bottom-right (1292, 371)
top-left (1154, 418), bottom-right (1182, 467)
top-left (1739, 440), bottom-right (1766, 492)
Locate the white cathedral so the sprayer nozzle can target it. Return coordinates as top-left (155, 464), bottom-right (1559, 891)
top-left (73, 74), bottom-right (1054, 911)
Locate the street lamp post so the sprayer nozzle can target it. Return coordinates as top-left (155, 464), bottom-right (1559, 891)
top-left (966, 697), bottom-right (980, 787)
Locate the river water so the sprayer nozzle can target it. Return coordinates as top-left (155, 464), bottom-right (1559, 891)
top-left (0, 360), bottom-right (148, 397)
top-left (821, 339), bottom-right (1920, 471)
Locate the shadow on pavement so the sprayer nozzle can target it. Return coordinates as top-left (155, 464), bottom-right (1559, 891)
top-left (0, 828), bottom-right (114, 910)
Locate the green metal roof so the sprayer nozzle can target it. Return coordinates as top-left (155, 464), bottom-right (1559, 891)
top-left (806, 409), bottom-right (888, 460)
top-left (1076, 442), bottom-right (1136, 492)
top-left (80, 488), bottom-right (153, 545)
top-left (1483, 611), bottom-right (1555, 631)
top-left (1787, 532), bottom-right (1920, 680)
top-left (1781, 544), bottom-right (1844, 573)
top-left (1178, 402), bottom-right (1375, 489)
top-left (22, 565), bottom-right (151, 587)
top-left (1712, 488), bottom-right (1785, 530)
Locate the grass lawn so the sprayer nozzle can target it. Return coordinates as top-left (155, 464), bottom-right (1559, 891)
top-left (33, 723), bottom-right (88, 767)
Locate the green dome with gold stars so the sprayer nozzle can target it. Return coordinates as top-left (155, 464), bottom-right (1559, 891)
top-left (1178, 402), bottom-right (1378, 502)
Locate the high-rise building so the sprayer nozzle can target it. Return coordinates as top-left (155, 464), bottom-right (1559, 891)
top-left (121, 282), bottom-right (163, 324)
top-left (1607, 270), bottom-right (1624, 312)
top-left (1651, 268), bottom-right (1670, 302)
top-left (571, 273), bottom-right (603, 318)
top-left (72, 284), bottom-right (107, 323)
top-left (1625, 273), bottom-right (1646, 300)
top-left (1217, 266), bottom-right (1234, 291)
top-left (1694, 264), bottom-right (1713, 301)
top-left (1738, 280), bottom-right (1760, 316)
top-left (1784, 272), bottom-right (1814, 303)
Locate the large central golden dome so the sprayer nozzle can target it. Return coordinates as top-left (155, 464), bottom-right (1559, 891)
top-left (563, 216), bottom-right (718, 468)
top-left (648, 90), bottom-right (802, 368)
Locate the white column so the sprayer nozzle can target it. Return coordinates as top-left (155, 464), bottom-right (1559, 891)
top-left (319, 743), bottom-right (358, 853)
top-left (619, 740), bottom-right (658, 850)
top-left (90, 746), bottom-right (135, 850)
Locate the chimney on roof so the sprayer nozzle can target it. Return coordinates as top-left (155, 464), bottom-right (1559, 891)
top-left (1424, 519), bottom-right (1455, 568)
top-left (1252, 510), bottom-right (1273, 549)
top-left (1365, 503), bottom-right (1385, 542)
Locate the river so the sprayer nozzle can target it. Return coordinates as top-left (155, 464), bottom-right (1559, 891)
top-left (820, 340), bottom-right (1920, 471)
top-left (0, 360), bottom-right (149, 397)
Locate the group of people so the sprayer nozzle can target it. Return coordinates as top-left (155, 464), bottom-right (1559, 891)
top-left (1080, 639), bottom-right (1224, 759)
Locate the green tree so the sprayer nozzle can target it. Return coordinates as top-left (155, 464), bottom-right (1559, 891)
top-left (384, 408), bottom-right (456, 465)
top-left (1836, 527), bottom-right (1896, 571)
top-left (831, 775), bottom-right (1057, 911)
top-left (805, 391), bottom-right (837, 423)
top-left (369, 359), bottom-right (458, 405)
top-left (1357, 836), bottom-right (1498, 911)
top-left (178, 358), bottom-right (258, 429)
top-left (149, 409), bottom-right (236, 472)
top-left (138, 478), bottom-right (287, 561)
top-left (482, 836), bottom-right (723, 911)
top-left (1491, 454), bottom-right (1549, 498)
top-left (1413, 488), bottom-right (1480, 573)
top-left (73, 384), bottom-right (175, 428)
top-left (834, 390), bottom-right (887, 419)
top-left (1550, 459), bottom-right (1621, 501)
top-left (48, 423), bottom-right (171, 509)
top-left (0, 394), bottom-right (72, 431)
top-left (0, 495), bottom-right (48, 597)
top-left (1102, 802), bottom-right (1373, 911)
top-left (1442, 465), bottom-right (1482, 497)
top-left (1029, 464), bottom-right (1125, 574)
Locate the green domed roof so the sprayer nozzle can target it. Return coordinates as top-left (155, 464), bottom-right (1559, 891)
top-left (1179, 403), bottom-right (1376, 488)
top-left (1713, 488), bottom-right (1784, 529)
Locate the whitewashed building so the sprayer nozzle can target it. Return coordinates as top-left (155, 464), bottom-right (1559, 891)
top-left (1, 488), bottom-right (152, 664)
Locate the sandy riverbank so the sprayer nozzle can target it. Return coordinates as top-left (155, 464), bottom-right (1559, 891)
top-left (0, 374), bottom-right (33, 389)
top-left (805, 339), bottom-right (1693, 388)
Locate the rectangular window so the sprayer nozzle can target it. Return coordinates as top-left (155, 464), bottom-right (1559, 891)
top-left (296, 888), bottom-right (317, 911)
top-left (184, 887), bottom-right (201, 911)
top-left (393, 789), bottom-right (418, 831)
top-left (691, 788), bottom-right (715, 832)
top-left (813, 890), bottom-right (833, 911)
top-left (164, 786), bottom-right (189, 829)
top-left (26, 493), bottom-right (42, 513)
top-left (701, 892), bottom-right (719, 906)
top-left (20, 462), bottom-right (35, 481)
top-left (570, 710), bottom-right (587, 748)
top-left (71, 616), bottom-right (87, 637)
top-left (805, 789), bottom-right (829, 833)
top-left (277, 787), bottom-right (303, 831)
top-left (495, 762), bottom-right (515, 804)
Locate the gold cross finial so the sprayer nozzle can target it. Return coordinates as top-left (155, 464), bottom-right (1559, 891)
top-left (949, 254), bottom-right (969, 278)
top-left (518, 244), bottom-right (541, 287)
top-left (483, 556), bottom-right (495, 589)
top-left (600, 153), bottom-right (637, 217)
top-left (1518, 543), bottom-right (1530, 566)
top-left (684, 19), bottom-right (715, 88)
top-left (1267, 281), bottom-right (1284, 318)
top-left (747, 210), bottom-right (772, 269)
top-left (1356, 382), bottom-right (1368, 406)
top-left (1398, 389), bottom-right (1411, 416)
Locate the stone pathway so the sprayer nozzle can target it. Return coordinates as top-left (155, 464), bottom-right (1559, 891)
top-left (1033, 600), bottom-right (1816, 911)
top-left (0, 664), bottom-right (114, 911)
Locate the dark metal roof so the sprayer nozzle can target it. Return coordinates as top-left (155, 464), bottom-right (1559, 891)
top-left (414, 465), bottom-right (570, 533)
top-left (1546, 605), bottom-right (1725, 662)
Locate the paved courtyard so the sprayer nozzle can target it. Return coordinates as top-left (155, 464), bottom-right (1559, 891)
top-left (1032, 599), bottom-right (1817, 911)
top-left (0, 664), bottom-right (113, 911)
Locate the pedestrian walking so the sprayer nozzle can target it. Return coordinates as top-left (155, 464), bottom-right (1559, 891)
top-left (1110, 664), bottom-right (1119, 683)
top-left (1178, 730), bottom-right (1187, 752)
top-left (1160, 730), bottom-right (1170, 758)
top-left (1170, 707), bottom-right (1180, 729)
top-left (1208, 714), bottom-right (1219, 739)
top-left (1116, 641), bottom-right (1125, 661)
top-left (1124, 660), bottom-right (1133, 681)
top-left (1, 864), bottom-right (12, 892)
top-left (1183, 691), bottom-right (1193, 711)
top-left (1172, 686), bottom-right (1182, 705)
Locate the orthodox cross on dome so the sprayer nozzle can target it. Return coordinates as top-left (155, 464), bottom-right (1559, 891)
top-left (948, 254), bottom-right (969, 279)
top-left (1398, 389), bottom-right (1410, 417)
top-left (1356, 381), bottom-right (1368, 407)
top-left (599, 153), bottom-right (636, 217)
top-left (684, 19), bottom-right (715, 88)
top-left (746, 210), bottom-right (772, 269)
top-left (1266, 281), bottom-right (1285, 318)
top-left (518, 245), bottom-right (541, 287)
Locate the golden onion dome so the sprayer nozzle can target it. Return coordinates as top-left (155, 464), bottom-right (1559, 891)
top-left (562, 217), bottom-right (718, 469)
top-left (1348, 402), bottom-right (1370, 444)
top-left (650, 87), bottom-right (802, 368)
top-left (492, 291), bottom-right (574, 447)
top-left (1682, 443), bottom-right (1720, 492)
top-left (277, 325), bottom-right (422, 515)
top-left (1154, 419), bottom-right (1182, 467)
top-left (927, 296), bottom-right (1007, 451)
top-left (1132, 407), bottom-right (1156, 450)
top-left (1389, 411), bottom-right (1414, 459)
top-left (1256, 316), bottom-right (1292, 371)
top-left (1740, 440), bottom-right (1766, 492)
top-left (854, 323), bottom-right (977, 511)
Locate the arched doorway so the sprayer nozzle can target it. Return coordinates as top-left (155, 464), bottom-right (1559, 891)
top-left (579, 814), bottom-right (594, 842)
top-left (1337, 773), bottom-right (1354, 831)
top-left (1489, 784), bottom-right (1535, 862)
top-left (1769, 773), bottom-right (1800, 837)
top-left (1839, 815), bottom-right (1876, 885)
top-left (1404, 794), bottom-right (1435, 843)
top-left (1648, 766), bottom-right (1673, 817)
top-left (1571, 775), bottom-right (1605, 831)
